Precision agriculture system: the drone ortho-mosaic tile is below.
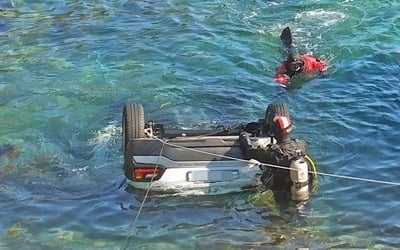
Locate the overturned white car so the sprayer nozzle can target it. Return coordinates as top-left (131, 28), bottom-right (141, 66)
top-left (122, 103), bottom-right (315, 197)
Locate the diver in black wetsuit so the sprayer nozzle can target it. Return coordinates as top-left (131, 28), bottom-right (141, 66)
top-left (240, 115), bottom-right (307, 191)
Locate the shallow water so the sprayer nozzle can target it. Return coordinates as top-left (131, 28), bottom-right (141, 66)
top-left (1, 0), bottom-right (400, 249)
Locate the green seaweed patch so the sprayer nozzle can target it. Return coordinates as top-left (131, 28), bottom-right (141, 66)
top-left (6, 223), bottom-right (24, 238)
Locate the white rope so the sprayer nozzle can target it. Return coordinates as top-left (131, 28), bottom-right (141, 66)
top-left (310, 171), bottom-right (400, 186)
top-left (153, 137), bottom-right (400, 187)
top-left (121, 142), bottom-right (165, 250)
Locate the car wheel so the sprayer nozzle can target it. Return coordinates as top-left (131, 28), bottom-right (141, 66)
top-left (264, 103), bottom-right (290, 136)
top-left (122, 103), bottom-right (145, 153)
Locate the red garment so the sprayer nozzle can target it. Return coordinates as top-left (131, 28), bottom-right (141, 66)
top-left (274, 54), bottom-right (326, 84)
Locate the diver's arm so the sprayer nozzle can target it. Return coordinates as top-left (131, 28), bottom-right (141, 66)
top-left (313, 59), bottom-right (327, 71)
top-left (274, 64), bottom-right (290, 84)
top-left (239, 132), bottom-right (253, 159)
top-left (308, 55), bottom-right (327, 71)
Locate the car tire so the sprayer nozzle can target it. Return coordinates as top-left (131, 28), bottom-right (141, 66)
top-left (122, 103), bottom-right (145, 156)
top-left (264, 103), bottom-right (290, 136)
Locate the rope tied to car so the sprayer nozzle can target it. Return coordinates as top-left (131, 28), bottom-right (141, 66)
top-left (151, 137), bottom-right (400, 187)
top-left (121, 141), bottom-right (165, 250)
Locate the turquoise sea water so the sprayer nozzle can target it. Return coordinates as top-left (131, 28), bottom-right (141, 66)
top-left (1, 0), bottom-right (400, 249)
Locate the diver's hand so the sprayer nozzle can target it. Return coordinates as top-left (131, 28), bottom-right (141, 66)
top-left (247, 159), bottom-right (261, 168)
top-left (274, 74), bottom-right (290, 84)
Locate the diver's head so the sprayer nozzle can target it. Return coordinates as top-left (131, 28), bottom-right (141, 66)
top-left (272, 116), bottom-right (292, 142)
top-left (285, 53), bottom-right (304, 76)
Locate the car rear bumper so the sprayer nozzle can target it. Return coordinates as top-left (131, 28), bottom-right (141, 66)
top-left (124, 136), bottom-right (269, 195)
top-left (127, 164), bottom-right (261, 195)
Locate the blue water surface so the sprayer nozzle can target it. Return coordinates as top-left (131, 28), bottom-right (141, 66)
top-left (1, 0), bottom-right (400, 249)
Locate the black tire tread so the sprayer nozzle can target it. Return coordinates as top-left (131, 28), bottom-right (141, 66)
top-left (122, 103), bottom-right (145, 154)
top-left (126, 103), bottom-right (145, 139)
top-left (264, 103), bottom-right (290, 135)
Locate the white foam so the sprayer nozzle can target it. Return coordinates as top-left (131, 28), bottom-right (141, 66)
top-left (243, 11), bottom-right (258, 22)
top-left (89, 124), bottom-right (121, 146)
top-left (295, 9), bottom-right (346, 27)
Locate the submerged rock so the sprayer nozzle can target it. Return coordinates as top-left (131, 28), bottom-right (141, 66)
top-left (0, 144), bottom-right (18, 157)
top-left (7, 223), bottom-right (23, 237)
top-left (0, 144), bottom-right (19, 175)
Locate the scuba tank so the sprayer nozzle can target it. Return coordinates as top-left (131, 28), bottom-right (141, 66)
top-left (290, 158), bottom-right (309, 201)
